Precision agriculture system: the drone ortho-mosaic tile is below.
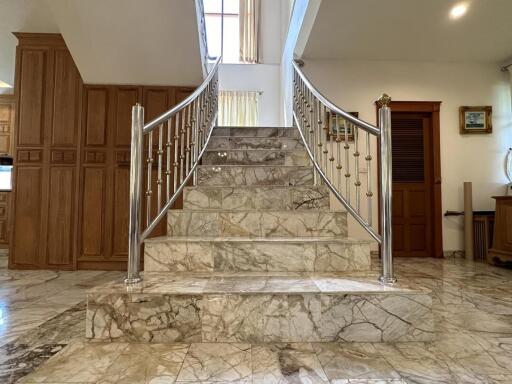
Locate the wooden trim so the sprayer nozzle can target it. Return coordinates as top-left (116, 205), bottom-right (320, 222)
top-left (13, 33), bottom-right (66, 47)
top-left (376, 100), bottom-right (443, 258)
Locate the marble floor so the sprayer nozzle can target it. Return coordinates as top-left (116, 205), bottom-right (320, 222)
top-left (1, 256), bottom-right (512, 383)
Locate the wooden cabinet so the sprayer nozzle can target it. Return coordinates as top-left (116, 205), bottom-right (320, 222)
top-left (0, 95), bottom-right (15, 154)
top-left (0, 192), bottom-right (10, 247)
top-left (10, 33), bottom-right (82, 269)
top-left (488, 196), bottom-right (512, 267)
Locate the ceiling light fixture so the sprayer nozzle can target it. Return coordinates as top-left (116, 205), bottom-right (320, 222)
top-left (450, 3), bottom-right (468, 19)
top-left (0, 81), bottom-right (12, 88)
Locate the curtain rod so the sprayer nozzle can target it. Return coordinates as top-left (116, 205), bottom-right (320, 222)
top-left (501, 62), bottom-right (512, 72)
top-left (221, 90), bottom-right (264, 95)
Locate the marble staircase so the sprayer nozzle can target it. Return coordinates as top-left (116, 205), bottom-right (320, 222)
top-left (86, 126), bottom-right (434, 343)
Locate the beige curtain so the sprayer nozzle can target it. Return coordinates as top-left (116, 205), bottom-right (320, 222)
top-left (218, 91), bottom-right (259, 126)
top-left (239, 0), bottom-right (260, 63)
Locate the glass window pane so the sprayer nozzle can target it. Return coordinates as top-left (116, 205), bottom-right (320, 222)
top-left (222, 15), bottom-right (240, 63)
top-left (223, 0), bottom-right (239, 14)
top-left (203, 0), bottom-right (222, 14)
top-left (205, 14), bottom-right (222, 58)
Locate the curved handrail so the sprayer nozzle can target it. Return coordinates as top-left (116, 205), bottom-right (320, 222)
top-left (292, 60), bottom-right (380, 136)
top-left (144, 57), bottom-right (221, 134)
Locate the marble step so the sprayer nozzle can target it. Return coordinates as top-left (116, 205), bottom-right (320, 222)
top-left (144, 236), bottom-right (370, 273)
top-left (208, 136), bottom-right (304, 150)
top-left (86, 272), bottom-right (434, 343)
top-left (166, 210), bottom-right (347, 238)
top-left (202, 149), bottom-right (310, 166)
top-left (212, 126), bottom-right (299, 138)
top-left (197, 165), bottom-right (314, 186)
top-left (183, 185), bottom-right (330, 211)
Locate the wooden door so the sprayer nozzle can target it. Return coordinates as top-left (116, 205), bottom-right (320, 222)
top-left (391, 112), bottom-right (433, 257)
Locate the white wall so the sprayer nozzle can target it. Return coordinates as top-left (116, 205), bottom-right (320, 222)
top-left (218, 0), bottom-right (290, 126)
top-left (303, 59), bottom-right (512, 252)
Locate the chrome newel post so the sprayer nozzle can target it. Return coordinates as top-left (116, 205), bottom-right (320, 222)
top-left (125, 103), bottom-right (144, 285)
top-left (378, 94), bottom-right (397, 285)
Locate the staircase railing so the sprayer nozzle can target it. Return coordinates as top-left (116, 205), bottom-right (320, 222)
top-left (292, 60), bottom-right (396, 284)
top-left (125, 57), bottom-right (221, 284)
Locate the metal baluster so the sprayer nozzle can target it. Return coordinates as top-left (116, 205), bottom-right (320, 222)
top-left (316, 102), bottom-right (323, 176)
top-left (366, 131), bottom-right (373, 226)
top-left (173, 112), bottom-right (179, 193)
top-left (354, 126), bottom-right (361, 214)
top-left (344, 120), bottom-right (351, 203)
top-left (322, 109), bottom-right (329, 174)
top-left (185, 106), bottom-right (192, 176)
top-left (192, 100), bottom-right (198, 185)
top-left (329, 116), bottom-right (335, 182)
top-left (166, 119), bottom-right (172, 200)
top-left (146, 131), bottom-right (153, 227)
top-left (336, 116), bottom-right (342, 191)
top-left (179, 110), bottom-right (185, 184)
top-left (157, 124), bottom-right (163, 212)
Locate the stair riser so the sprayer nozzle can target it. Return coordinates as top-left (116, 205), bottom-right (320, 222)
top-left (212, 127), bottom-right (299, 138)
top-left (166, 211), bottom-right (347, 238)
top-left (202, 150), bottom-right (310, 166)
top-left (208, 137), bottom-right (304, 150)
top-left (87, 291), bottom-right (433, 343)
top-left (197, 166), bottom-right (314, 186)
top-left (183, 186), bottom-right (330, 211)
top-left (144, 241), bottom-right (370, 272)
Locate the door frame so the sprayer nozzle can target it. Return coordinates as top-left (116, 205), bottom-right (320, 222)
top-left (376, 101), bottom-right (443, 258)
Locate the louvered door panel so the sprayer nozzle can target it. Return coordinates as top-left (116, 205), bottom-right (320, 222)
top-left (391, 112), bottom-right (432, 257)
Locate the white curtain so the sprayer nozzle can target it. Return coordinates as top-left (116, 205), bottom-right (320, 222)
top-left (239, 0), bottom-right (260, 63)
top-left (218, 91), bottom-right (259, 126)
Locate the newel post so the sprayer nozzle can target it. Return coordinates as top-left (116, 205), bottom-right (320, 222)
top-left (125, 103), bottom-right (144, 285)
top-left (377, 94), bottom-right (397, 285)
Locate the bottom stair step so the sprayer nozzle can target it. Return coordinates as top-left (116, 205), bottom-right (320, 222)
top-left (86, 272), bottom-right (434, 343)
top-left (144, 237), bottom-right (371, 273)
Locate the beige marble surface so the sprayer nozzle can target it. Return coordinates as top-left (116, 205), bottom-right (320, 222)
top-left (3, 257), bottom-right (512, 383)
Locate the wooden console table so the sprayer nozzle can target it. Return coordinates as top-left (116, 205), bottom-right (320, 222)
top-left (488, 196), bottom-right (512, 267)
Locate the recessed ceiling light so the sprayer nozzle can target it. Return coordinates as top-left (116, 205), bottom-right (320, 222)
top-left (450, 3), bottom-right (468, 19)
top-left (0, 81), bottom-right (12, 88)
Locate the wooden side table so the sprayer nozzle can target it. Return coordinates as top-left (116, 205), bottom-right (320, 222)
top-left (488, 196), bottom-right (512, 267)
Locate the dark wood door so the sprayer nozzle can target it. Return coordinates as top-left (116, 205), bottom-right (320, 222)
top-left (391, 112), bottom-right (433, 257)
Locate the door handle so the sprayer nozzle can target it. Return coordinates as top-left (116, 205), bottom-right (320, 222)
top-left (434, 178), bottom-right (442, 185)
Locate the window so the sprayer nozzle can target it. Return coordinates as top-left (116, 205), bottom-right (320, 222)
top-left (204, 0), bottom-right (240, 63)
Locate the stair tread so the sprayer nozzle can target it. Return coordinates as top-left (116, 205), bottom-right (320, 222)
top-left (89, 271), bottom-right (427, 295)
top-left (146, 236), bottom-right (370, 244)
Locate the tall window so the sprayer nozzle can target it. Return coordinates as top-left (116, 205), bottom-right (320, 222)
top-left (204, 0), bottom-right (240, 63)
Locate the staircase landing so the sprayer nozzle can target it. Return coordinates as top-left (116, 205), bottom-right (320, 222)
top-left (86, 272), bottom-right (433, 343)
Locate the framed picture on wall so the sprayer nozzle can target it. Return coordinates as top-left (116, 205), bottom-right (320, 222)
top-left (326, 112), bottom-right (359, 141)
top-left (459, 106), bottom-right (492, 134)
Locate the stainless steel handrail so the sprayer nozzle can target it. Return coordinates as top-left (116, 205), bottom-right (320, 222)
top-left (125, 57), bottom-right (220, 284)
top-left (143, 57), bottom-right (221, 134)
top-left (292, 61), bottom-right (380, 136)
top-left (292, 61), bottom-right (396, 284)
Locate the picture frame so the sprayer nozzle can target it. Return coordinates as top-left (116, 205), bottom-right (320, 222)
top-left (459, 106), bottom-right (492, 134)
top-left (326, 112), bottom-right (359, 141)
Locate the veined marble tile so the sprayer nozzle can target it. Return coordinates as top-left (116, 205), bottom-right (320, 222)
top-left (86, 293), bottom-right (202, 342)
top-left (183, 185), bottom-right (330, 211)
top-left (318, 293), bottom-right (434, 342)
top-left (98, 343), bottom-right (189, 384)
top-left (208, 136), bottom-right (304, 150)
top-left (176, 342), bottom-right (252, 382)
top-left (17, 341), bottom-right (128, 383)
top-left (212, 127), bottom-right (299, 137)
top-left (197, 165), bottom-right (314, 186)
top-left (203, 149), bottom-right (310, 166)
top-left (252, 343), bottom-right (329, 383)
top-left (204, 276), bottom-right (319, 294)
top-left (145, 237), bottom-right (370, 273)
top-left (167, 210), bottom-right (347, 238)
top-left (313, 343), bottom-right (400, 381)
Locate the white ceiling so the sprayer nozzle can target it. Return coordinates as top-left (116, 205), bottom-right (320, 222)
top-left (0, 0), bottom-right (58, 93)
top-left (303, 0), bottom-right (512, 63)
top-left (46, 0), bottom-right (203, 86)
top-left (0, 0), bottom-right (204, 92)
